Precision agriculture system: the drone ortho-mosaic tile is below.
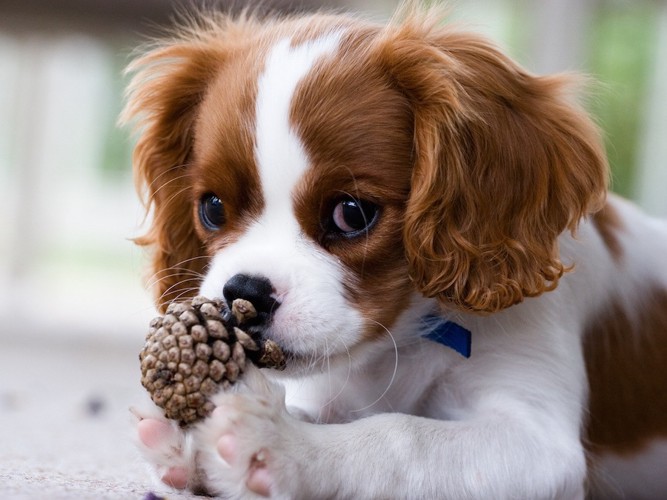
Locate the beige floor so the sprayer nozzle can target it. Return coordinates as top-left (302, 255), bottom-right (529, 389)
top-left (0, 331), bottom-right (205, 500)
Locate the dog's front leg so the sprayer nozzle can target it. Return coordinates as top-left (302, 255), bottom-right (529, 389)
top-left (192, 376), bottom-right (587, 499)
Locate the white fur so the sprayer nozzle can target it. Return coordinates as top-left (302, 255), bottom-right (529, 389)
top-left (137, 33), bottom-right (667, 500)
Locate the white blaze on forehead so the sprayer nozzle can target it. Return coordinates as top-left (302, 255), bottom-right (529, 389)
top-left (254, 33), bottom-right (342, 210)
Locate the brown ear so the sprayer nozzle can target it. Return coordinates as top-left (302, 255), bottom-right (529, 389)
top-left (377, 13), bottom-right (608, 313)
top-left (122, 34), bottom-right (226, 311)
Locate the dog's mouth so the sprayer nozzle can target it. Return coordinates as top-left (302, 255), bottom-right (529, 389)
top-left (231, 300), bottom-right (360, 376)
top-left (238, 322), bottom-right (298, 373)
top-left (251, 334), bottom-right (318, 375)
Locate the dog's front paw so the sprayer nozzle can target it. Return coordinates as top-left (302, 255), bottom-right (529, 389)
top-left (131, 406), bottom-right (198, 491)
top-left (138, 418), bottom-right (190, 488)
top-left (133, 405), bottom-right (219, 495)
top-left (193, 368), bottom-right (300, 498)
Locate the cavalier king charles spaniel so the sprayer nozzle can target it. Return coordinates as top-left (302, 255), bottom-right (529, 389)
top-left (123, 5), bottom-right (667, 499)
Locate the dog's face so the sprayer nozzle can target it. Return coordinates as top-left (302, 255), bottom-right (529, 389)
top-left (193, 33), bottom-right (415, 365)
top-left (124, 11), bottom-right (607, 372)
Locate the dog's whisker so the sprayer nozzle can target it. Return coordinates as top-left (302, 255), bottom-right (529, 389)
top-left (147, 275), bottom-right (204, 296)
top-left (145, 171), bottom-right (194, 205)
top-left (350, 320), bottom-right (399, 414)
top-left (156, 286), bottom-right (200, 306)
top-left (319, 338), bottom-right (354, 420)
top-left (145, 258), bottom-right (209, 290)
top-left (146, 268), bottom-right (205, 286)
top-left (155, 281), bottom-right (202, 307)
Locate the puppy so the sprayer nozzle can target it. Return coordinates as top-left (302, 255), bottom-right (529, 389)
top-left (123, 5), bottom-right (667, 499)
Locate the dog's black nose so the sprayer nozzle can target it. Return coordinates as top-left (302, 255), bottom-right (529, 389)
top-left (222, 274), bottom-right (279, 322)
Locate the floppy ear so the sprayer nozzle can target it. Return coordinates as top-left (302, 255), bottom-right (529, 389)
top-left (378, 14), bottom-right (608, 313)
top-left (122, 32), bottom-right (227, 311)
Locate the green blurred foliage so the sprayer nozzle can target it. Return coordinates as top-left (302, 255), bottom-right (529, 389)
top-left (587, 3), bottom-right (658, 197)
top-left (101, 46), bottom-right (134, 180)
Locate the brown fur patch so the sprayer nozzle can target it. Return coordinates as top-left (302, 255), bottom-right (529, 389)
top-left (591, 201), bottom-right (624, 262)
top-left (584, 287), bottom-right (667, 455)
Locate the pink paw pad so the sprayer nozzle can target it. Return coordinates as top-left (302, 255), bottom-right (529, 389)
top-left (217, 433), bottom-right (272, 497)
top-left (138, 418), bottom-right (175, 450)
top-left (161, 466), bottom-right (189, 490)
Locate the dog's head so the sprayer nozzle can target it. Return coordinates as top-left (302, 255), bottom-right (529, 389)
top-left (123, 8), bottom-right (607, 370)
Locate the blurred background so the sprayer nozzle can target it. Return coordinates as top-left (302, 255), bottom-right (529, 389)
top-left (0, 0), bottom-right (666, 347)
top-left (0, 0), bottom-right (665, 496)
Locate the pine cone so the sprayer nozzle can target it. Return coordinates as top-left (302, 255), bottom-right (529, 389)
top-left (139, 296), bottom-right (285, 425)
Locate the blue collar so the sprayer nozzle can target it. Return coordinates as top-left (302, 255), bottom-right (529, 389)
top-left (421, 314), bottom-right (472, 358)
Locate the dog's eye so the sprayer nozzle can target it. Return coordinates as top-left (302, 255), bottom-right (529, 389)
top-left (199, 193), bottom-right (225, 231)
top-left (330, 197), bottom-right (379, 236)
